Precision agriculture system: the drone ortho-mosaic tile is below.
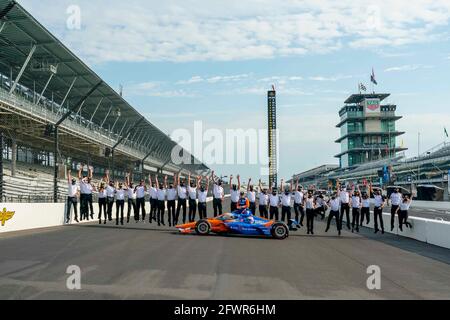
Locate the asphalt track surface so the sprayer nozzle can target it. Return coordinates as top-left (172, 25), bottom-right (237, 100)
top-left (1, 198), bottom-right (450, 300)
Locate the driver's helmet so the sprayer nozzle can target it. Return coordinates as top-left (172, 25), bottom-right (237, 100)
top-left (245, 215), bottom-right (255, 224)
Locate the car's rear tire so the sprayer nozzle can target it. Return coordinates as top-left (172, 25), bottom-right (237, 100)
top-left (271, 223), bottom-right (289, 240)
top-left (195, 220), bottom-right (211, 236)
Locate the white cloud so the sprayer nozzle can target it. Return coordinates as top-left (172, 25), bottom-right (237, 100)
top-left (127, 82), bottom-right (196, 97)
top-left (17, 0), bottom-right (450, 63)
top-left (384, 64), bottom-right (434, 72)
top-left (309, 74), bottom-right (354, 81)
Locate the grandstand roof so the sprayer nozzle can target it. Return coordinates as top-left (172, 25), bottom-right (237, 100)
top-left (0, 0), bottom-right (208, 173)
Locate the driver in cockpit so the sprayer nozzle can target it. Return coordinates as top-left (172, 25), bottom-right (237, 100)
top-left (236, 191), bottom-right (254, 223)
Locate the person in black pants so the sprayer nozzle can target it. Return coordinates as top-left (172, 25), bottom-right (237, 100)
top-left (305, 193), bottom-right (316, 235)
top-left (337, 183), bottom-right (351, 230)
top-left (258, 180), bottom-right (269, 219)
top-left (187, 173), bottom-right (199, 222)
top-left (389, 188), bottom-right (402, 231)
top-left (211, 171), bottom-right (224, 217)
top-left (174, 173), bottom-right (188, 224)
top-left (125, 173), bottom-right (136, 224)
top-left (396, 195), bottom-right (413, 232)
top-left (166, 182), bottom-right (177, 226)
top-left (66, 170), bottom-right (79, 223)
top-left (97, 182), bottom-right (107, 224)
top-left (370, 184), bottom-right (386, 234)
top-left (197, 175), bottom-right (209, 220)
top-left (350, 188), bottom-right (361, 233)
top-left (293, 179), bottom-right (305, 227)
top-left (268, 183), bottom-right (280, 220)
top-left (325, 194), bottom-right (341, 235)
top-left (360, 192), bottom-right (371, 226)
top-left (114, 181), bottom-right (126, 226)
top-left (134, 178), bottom-right (147, 223)
top-left (154, 174), bottom-right (167, 226)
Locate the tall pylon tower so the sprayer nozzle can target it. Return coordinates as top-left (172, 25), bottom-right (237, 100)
top-left (268, 86), bottom-right (278, 189)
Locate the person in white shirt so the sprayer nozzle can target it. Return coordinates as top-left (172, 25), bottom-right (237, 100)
top-left (370, 184), bottom-right (386, 234)
top-left (135, 178), bottom-right (147, 223)
top-left (280, 179), bottom-right (293, 226)
top-left (229, 175), bottom-right (241, 212)
top-left (115, 180), bottom-right (126, 226)
top-left (305, 192), bottom-right (316, 235)
top-left (389, 188), bottom-right (403, 232)
top-left (188, 173), bottom-right (199, 222)
top-left (97, 180), bottom-right (107, 225)
top-left (78, 164), bottom-right (95, 221)
top-left (105, 170), bottom-right (116, 222)
top-left (246, 178), bottom-right (256, 215)
top-left (211, 171), bottom-right (224, 217)
top-left (337, 181), bottom-right (351, 230)
top-left (258, 179), bottom-right (269, 219)
top-left (125, 173), bottom-right (136, 224)
top-left (166, 178), bottom-right (178, 227)
top-left (175, 173), bottom-right (188, 224)
top-left (66, 169), bottom-right (79, 223)
top-left (360, 192), bottom-right (371, 226)
top-left (325, 193), bottom-right (341, 235)
top-left (154, 174), bottom-right (167, 226)
top-left (149, 178), bottom-right (158, 223)
top-left (315, 194), bottom-right (326, 220)
top-left (293, 179), bottom-right (305, 227)
top-left (350, 185), bottom-right (362, 233)
top-left (268, 182), bottom-right (281, 220)
top-left (197, 175), bottom-right (210, 219)
top-left (396, 195), bottom-right (412, 232)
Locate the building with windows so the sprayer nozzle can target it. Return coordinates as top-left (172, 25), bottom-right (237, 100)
top-left (335, 93), bottom-right (407, 168)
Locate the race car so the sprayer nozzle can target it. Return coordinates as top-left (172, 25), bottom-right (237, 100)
top-left (175, 209), bottom-right (296, 240)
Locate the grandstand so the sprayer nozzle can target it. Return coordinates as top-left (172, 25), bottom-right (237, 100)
top-left (289, 142), bottom-right (450, 200)
top-left (0, 0), bottom-right (209, 202)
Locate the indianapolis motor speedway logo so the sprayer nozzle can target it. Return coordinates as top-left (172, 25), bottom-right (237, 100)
top-left (0, 208), bottom-right (15, 226)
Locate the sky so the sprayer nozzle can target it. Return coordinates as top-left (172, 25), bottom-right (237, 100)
top-left (16, 0), bottom-right (450, 181)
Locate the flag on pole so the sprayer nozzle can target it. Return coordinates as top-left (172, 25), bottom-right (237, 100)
top-left (445, 127), bottom-right (449, 138)
top-left (359, 83), bottom-right (367, 92)
top-left (370, 68), bottom-right (378, 85)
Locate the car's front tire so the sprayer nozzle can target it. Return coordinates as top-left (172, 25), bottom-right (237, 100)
top-left (271, 223), bottom-right (289, 240)
top-left (195, 219), bottom-right (211, 236)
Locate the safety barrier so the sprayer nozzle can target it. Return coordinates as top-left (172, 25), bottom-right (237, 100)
top-left (341, 210), bottom-right (450, 249)
top-left (0, 196), bottom-right (226, 234)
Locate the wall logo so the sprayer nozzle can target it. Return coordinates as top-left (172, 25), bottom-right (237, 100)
top-left (0, 208), bottom-right (15, 226)
top-left (366, 99), bottom-right (380, 111)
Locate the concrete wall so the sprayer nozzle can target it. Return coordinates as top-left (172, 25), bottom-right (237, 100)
top-left (342, 210), bottom-right (450, 249)
top-left (0, 197), bottom-right (219, 234)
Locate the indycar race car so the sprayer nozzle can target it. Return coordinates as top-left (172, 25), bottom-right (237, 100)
top-left (175, 209), bottom-right (297, 240)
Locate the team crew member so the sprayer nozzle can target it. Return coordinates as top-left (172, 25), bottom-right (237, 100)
top-left (135, 178), bottom-right (147, 222)
top-left (268, 183), bottom-right (280, 220)
top-left (305, 192), bottom-right (316, 235)
top-left (351, 185), bottom-right (362, 233)
top-left (229, 175), bottom-right (241, 212)
top-left (66, 169), bottom-right (79, 223)
top-left (325, 193), bottom-right (341, 235)
top-left (78, 164), bottom-right (94, 221)
top-left (396, 195), bottom-right (412, 232)
top-left (337, 182), bottom-right (351, 230)
top-left (280, 179), bottom-right (293, 226)
top-left (197, 176), bottom-right (209, 220)
top-left (125, 173), bottom-right (136, 224)
top-left (389, 188), bottom-right (402, 231)
top-left (258, 179), bottom-right (269, 219)
top-left (115, 180), bottom-right (126, 226)
top-left (371, 184), bottom-right (385, 234)
top-left (98, 181), bottom-right (107, 224)
top-left (149, 178), bottom-right (158, 223)
top-left (360, 192), bottom-right (370, 226)
top-left (154, 175), bottom-right (167, 226)
top-left (188, 173), bottom-right (199, 222)
top-left (175, 174), bottom-right (188, 224)
top-left (166, 179), bottom-right (177, 227)
top-left (211, 171), bottom-right (224, 217)
top-left (315, 194), bottom-right (326, 220)
top-left (105, 170), bottom-right (115, 222)
top-left (293, 179), bottom-right (305, 227)
top-left (246, 178), bottom-right (256, 215)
